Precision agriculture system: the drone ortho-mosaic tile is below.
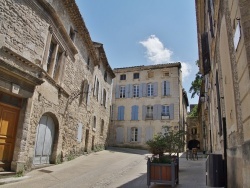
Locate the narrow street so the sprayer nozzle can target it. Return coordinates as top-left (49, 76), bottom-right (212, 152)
top-left (1, 148), bottom-right (206, 188)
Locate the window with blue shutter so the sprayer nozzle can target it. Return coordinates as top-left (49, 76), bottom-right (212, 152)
top-left (125, 85), bottom-right (130, 98)
top-left (131, 105), bottom-right (139, 120)
top-left (169, 104), bottom-right (174, 119)
top-left (118, 106), bottom-right (125, 120)
top-left (153, 82), bottom-right (158, 96)
top-left (162, 81), bottom-right (170, 96)
top-left (116, 127), bottom-right (124, 143)
top-left (147, 83), bottom-right (154, 96)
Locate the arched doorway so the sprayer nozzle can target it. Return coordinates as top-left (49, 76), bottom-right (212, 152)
top-left (33, 114), bottom-right (55, 165)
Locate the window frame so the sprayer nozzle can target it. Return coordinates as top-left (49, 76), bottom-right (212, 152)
top-left (162, 105), bottom-right (170, 116)
top-left (146, 105), bottom-right (153, 118)
top-left (133, 73), bottom-right (140, 79)
top-left (120, 74), bottom-right (126, 80)
top-left (131, 127), bottom-right (138, 142)
top-left (120, 86), bottom-right (126, 98)
top-left (147, 83), bottom-right (154, 96)
top-left (133, 85), bottom-right (139, 97)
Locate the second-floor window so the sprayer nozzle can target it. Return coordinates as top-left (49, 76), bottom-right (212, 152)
top-left (131, 127), bottom-right (138, 142)
top-left (93, 116), bottom-right (96, 129)
top-left (120, 86), bottom-right (125, 98)
top-left (118, 106), bottom-right (125, 120)
top-left (103, 89), bottom-right (107, 107)
top-left (147, 83), bottom-right (154, 96)
top-left (162, 105), bottom-right (170, 116)
top-left (133, 85), bottom-right (139, 97)
top-left (163, 81), bottom-right (170, 96)
top-left (131, 105), bottom-right (139, 120)
top-left (146, 106), bottom-right (153, 118)
top-left (96, 79), bottom-right (99, 100)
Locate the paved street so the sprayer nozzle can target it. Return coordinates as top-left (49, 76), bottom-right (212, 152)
top-left (1, 148), bottom-right (207, 188)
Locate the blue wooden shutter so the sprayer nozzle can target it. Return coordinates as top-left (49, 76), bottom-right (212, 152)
top-left (146, 127), bottom-right (153, 141)
top-left (118, 106), bottom-right (121, 120)
top-left (121, 106), bottom-right (125, 120)
top-left (153, 104), bottom-right (157, 120)
top-left (135, 106), bottom-right (138, 120)
top-left (161, 81), bottom-right (165, 96)
top-left (137, 127), bottom-right (142, 142)
top-left (170, 103), bottom-right (174, 119)
top-left (166, 81), bottom-right (170, 95)
top-left (125, 84), bottom-right (130, 98)
top-left (131, 106), bottom-right (135, 120)
top-left (116, 127), bottom-right (124, 143)
top-left (129, 84), bottom-right (133, 98)
top-left (139, 84), bottom-right (143, 97)
top-left (142, 83), bottom-right (147, 97)
top-left (115, 85), bottom-right (120, 98)
top-left (127, 127), bottom-right (131, 142)
top-left (142, 105), bottom-right (146, 120)
top-left (153, 82), bottom-right (158, 96)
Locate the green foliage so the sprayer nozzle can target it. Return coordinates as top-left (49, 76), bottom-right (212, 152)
top-left (15, 170), bottom-right (24, 177)
top-left (188, 105), bottom-right (198, 117)
top-left (189, 72), bottom-right (202, 98)
top-left (146, 126), bottom-right (186, 163)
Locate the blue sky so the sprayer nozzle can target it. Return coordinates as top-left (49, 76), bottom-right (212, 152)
top-left (75, 0), bottom-right (199, 108)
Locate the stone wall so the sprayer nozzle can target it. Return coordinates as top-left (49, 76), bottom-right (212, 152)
top-left (0, 0), bottom-right (113, 172)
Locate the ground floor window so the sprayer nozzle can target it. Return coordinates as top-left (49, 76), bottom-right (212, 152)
top-left (131, 127), bottom-right (138, 142)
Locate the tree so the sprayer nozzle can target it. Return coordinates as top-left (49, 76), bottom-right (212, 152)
top-left (188, 105), bottom-right (198, 117)
top-left (189, 61), bottom-right (202, 98)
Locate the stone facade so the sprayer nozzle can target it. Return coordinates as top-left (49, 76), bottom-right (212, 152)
top-left (196, 0), bottom-right (250, 187)
top-left (0, 0), bottom-right (114, 172)
top-left (109, 63), bottom-right (188, 149)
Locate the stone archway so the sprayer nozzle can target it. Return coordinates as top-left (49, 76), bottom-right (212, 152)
top-left (33, 113), bottom-right (58, 165)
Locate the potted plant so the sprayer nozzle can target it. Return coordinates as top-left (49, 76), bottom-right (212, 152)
top-left (146, 127), bottom-right (186, 187)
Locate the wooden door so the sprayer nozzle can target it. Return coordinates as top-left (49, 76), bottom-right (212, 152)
top-left (0, 103), bottom-right (19, 171)
top-left (33, 115), bottom-right (55, 165)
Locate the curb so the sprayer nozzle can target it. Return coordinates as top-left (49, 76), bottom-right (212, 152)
top-left (0, 176), bottom-right (30, 185)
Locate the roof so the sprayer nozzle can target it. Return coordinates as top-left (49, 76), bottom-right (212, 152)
top-left (113, 62), bottom-right (182, 73)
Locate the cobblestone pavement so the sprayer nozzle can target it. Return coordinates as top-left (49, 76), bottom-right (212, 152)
top-left (1, 148), bottom-right (207, 188)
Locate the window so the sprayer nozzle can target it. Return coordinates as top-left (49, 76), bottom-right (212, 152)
top-left (131, 105), bottom-right (139, 120)
top-left (163, 81), bottom-right (170, 96)
top-left (146, 106), bottom-right (153, 118)
top-left (47, 41), bottom-right (56, 72)
top-left (100, 120), bottom-right (104, 136)
top-left (133, 85), bottom-right (139, 97)
top-left (120, 86), bottom-right (125, 98)
top-left (131, 127), bottom-right (138, 142)
top-left (96, 79), bottom-right (99, 100)
top-left (103, 89), bottom-right (107, 107)
top-left (162, 105), bottom-right (170, 116)
top-left (163, 71), bottom-right (169, 77)
top-left (133, 73), bottom-right (139, 79)
top-left (53, 50), bottom-right (62, 79)
top-left (87, 57), bottom-right (90, 70)
top-left (120, 74), bottom-right (126, 80)
top-left (147, 83), bottom-right (154, 96)
top-left (118, 106), bottom-right (125, 120)
top-left (191, 128), bottom-right (197, 135)
top-left (69, 27), bottom-right (76, 42)
top-left (104, 71), bottom-right (107, 82)
top-left (93, 116), bottom-right (96, 129)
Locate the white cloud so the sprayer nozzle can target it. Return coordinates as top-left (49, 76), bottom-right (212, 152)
top-left (139, 35), bottom-right (172, 64)
top-left (180, 62), bottom-right (192, 79)
top-left (140, 35), bottom-right (192, 80)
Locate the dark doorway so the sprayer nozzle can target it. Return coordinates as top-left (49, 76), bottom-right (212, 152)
top-left (84, 129), bottom-right (89, 152)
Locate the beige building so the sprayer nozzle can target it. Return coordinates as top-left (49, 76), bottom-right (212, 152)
top-left (196, 0), bottom-right (250, 187)
top-left (0, 0), bottom-right (114, 172)
top-left (109, 63), bottom-right (188, 148)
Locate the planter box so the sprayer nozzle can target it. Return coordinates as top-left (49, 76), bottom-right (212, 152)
top-left (147, 158), bottom-right (179, 187)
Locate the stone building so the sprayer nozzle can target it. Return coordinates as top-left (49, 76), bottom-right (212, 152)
top-left (196, 0), bottom-right (250, 187)
top-left (109, 63), bottom-right (188, 148)
top-left (0, 0), bottom-right (114, 172)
